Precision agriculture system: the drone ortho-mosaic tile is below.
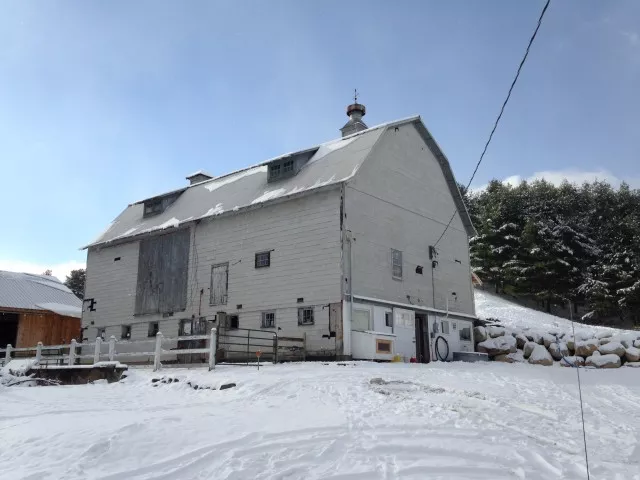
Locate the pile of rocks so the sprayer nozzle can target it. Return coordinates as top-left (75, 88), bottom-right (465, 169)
top-left (474, 324), bottom-right (640, 369)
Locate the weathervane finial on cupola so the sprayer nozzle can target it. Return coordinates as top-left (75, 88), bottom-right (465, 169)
top-left (340, 89), bottom-right (368, 138)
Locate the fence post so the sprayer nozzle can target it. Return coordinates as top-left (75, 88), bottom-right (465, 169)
top-left (272, 334), bottom-right (278, 364)
top-left (5, 344), bottom-right (12, 363)
top-left (153, 332), bottom-right (163, 372)
top-left (68, 339), bottom-right (77, 366)
top-left (303, 332), bottom-right (307, 362)
top-left (35, 342), bottom-right (43, 364)
top-left (208, 328), bottom-right (217, 371)
top-left (94, 337), bottom-right (102, 365)
top-left (108, 336), bottom-right (116, 362)
top-left (246, 329), bottom-right (251, 366)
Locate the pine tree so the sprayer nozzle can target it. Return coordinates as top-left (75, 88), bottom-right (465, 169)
top-left (64, 269), bottom-right (86, 299)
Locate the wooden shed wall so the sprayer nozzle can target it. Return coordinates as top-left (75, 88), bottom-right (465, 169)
top-left (15, 311), bottom-right (81, 347)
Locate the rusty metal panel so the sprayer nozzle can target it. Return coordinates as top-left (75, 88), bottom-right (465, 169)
top-left (135, 229), bottom-right (190, 315)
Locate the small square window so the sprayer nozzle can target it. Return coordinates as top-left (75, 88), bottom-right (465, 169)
top-left (298, 307), bottom-right (314, 325)
top-left (459, 327), bottom-right (472, 341)
top-left (385, 311), bottom-right (393, 328)
top-left (391, 249), bottom-right (403, 279)
top-left (283, 160), bottom-right (294, 173)
top-left (148, 322), bottom-right (159, 337)
top-left (97, 327), bottom-right (106, 340)
top-left (179, 319), bottom-right (192, 336)
top-left (269, 163), bottom-right (281, 180)
top-left (376, 339), bottom-right (392, 353)
top-left (121, 325), bottom-right (131, 340)
top-left (255, 251), bottom-right (271, 268)
top-left (229, 315), bottom-right (239, 329)
top-left (261, 311), bottom-right (275, 328)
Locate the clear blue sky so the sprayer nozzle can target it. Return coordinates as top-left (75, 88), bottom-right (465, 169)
top-left (1, 0), bottom-right (639, 278)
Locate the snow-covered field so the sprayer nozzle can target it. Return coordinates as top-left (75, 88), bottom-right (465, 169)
top-left (2, 292), bottom-right (639, 480)
top-left (2, 361), bottom-right (639, 480)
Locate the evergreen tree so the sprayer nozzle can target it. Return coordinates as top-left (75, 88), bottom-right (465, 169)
top-left (64, 269), bottom-right (86, 299)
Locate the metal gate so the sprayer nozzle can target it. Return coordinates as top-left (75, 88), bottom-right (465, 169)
top-left (216, 325), bottom-right (306, 364)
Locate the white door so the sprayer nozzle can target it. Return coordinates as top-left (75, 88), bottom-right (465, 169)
top-left (393, 308), bottom-right (415, 361)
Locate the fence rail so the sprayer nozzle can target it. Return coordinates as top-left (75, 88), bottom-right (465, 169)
top-left (0, 330), bottom-right (219, 372)
top-left (1, 327), bottom-right (307, 371)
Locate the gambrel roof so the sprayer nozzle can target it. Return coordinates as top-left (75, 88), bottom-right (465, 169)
top-left (84, 116), bottom-right (474, 248)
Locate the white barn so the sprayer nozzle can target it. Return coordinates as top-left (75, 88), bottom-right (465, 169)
top-left (82, 103), bottom-right (476, 362)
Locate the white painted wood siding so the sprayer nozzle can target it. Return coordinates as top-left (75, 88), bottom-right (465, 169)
top-left (83, 189), bottom-right (343, 355)
top-left (344, 124), bottom-right (475, 316)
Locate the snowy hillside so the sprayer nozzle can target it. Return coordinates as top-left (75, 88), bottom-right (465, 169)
top-left (475, 289), bottom-right (631, 337)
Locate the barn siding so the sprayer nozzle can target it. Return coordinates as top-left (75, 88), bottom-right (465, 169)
top-left (15, 312), bottom-right (80, 347)
top-left (83, 189), bottom-right (343, 355)
top-left (344, 124), bottom-right (475, 316)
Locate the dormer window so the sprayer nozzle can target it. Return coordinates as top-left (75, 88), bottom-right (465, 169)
top-left (267, 148), bottom-right (319, 183)
top-left (143, 192), bottom-right (182, 218)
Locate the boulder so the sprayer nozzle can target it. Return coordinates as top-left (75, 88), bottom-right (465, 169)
top-left (559, 356), bottom-right (585, 367)
top-left (585, 353), bottom-right (621, 369)
top-left (596, 331), bottom-right (613, 340)
top-left (548, 342), bottom-right (569, 361)
top-left (592, 350), bottom-right (601, 357)
top-left (515, 334), bottom-right (528, 350)
top-left (599, 338), bottom-right (611, 346)
top-left (575, 339), bottom-right (599, 357)
top-left (541, 333), bottom-right (556, 349)
top-left (528, 344), bottom-right (553, 366)
top-left (635, 340), bottom-right (640, 349)
top-left (624, 362), bottom-right (640, 368)
top-left (618, 334), bottom-right (636, 348)
top-left (576, 331), bottom-right (594, 341)
top-left (598, 341), bottom-right (626, 358)
top-left (477, 337), bottom-right (512, 357)
top-left (486, 326), bottom-right (506, 338)
top-left (494, 352), bottom-right (525, 363)
top-left (523, 342), bottom-right (537, 359)
top-left (473, 326), bottom-right (487, 343)
top-left (566, 336), bottom-right (575, 352)
top-left (625, 346), bottom-right (640, 363)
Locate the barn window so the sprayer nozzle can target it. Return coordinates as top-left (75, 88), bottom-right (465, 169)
top-left (229, 315), bottom-right (239, 329)
top-left (391, 249), bottom-right (403, 279)
top-left (268, 163), bottom-right (281, 181)
top-left (148, 322), bottom-right (159, 337)
top-left (121, 325), bottom-right (131, 340)
top-left (261, 311), bottom-right (275, 328)
top-left (385, 311), bottom-right (393, 328)
top-left (255, 251), bottom-right (271, 268)
top-left (298, 307), bottom-right (314, 325)
top-left (135, 229), bottom-right (190, 315)
top-left (210, 263), bottom-right (229, 305)
top-left (96, 327), bottom-right (106, 340)
top-left (352, 309), bottom-right (371, 331)
top-left (459, 327), bottom-right (472, 341)
top-left (441, 320), bottom-right (450, 335)
top-left (143, 192), bottom-right (181, 218)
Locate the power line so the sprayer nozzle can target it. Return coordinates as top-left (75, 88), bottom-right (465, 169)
top-left (433, 0), bottom-right (551, 248)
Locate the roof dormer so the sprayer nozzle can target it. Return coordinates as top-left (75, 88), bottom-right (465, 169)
top-left (267, 148), bottom-right (318, 183)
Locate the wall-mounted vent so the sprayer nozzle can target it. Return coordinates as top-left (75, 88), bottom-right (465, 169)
top-left (267, 148), bottom-right (318, 183)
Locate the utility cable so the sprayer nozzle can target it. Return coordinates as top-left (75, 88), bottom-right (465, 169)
top-left (433, 0), bottom-right (551, 248)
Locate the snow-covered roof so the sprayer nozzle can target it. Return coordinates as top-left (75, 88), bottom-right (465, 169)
top-left (85, 116), bottom-right (474, 248)
top-left (0, 271), bottom-right (82, 318)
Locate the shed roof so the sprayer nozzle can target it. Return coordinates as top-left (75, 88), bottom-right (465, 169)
top-left (0, 271), bottom-right (82, 318)
top-left (85, 116), bottom-right (474, 248)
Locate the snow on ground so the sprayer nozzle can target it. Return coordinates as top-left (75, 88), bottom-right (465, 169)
top-left (474, 289), bottom-right (633, 337)
top-left (2, 361), bottom-right (640, 480)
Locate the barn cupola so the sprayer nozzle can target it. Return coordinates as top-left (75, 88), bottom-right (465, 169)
top-left (340, 90), bottom-right (368, 138)
top-left (186, 171), bottom-right (213, 185)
